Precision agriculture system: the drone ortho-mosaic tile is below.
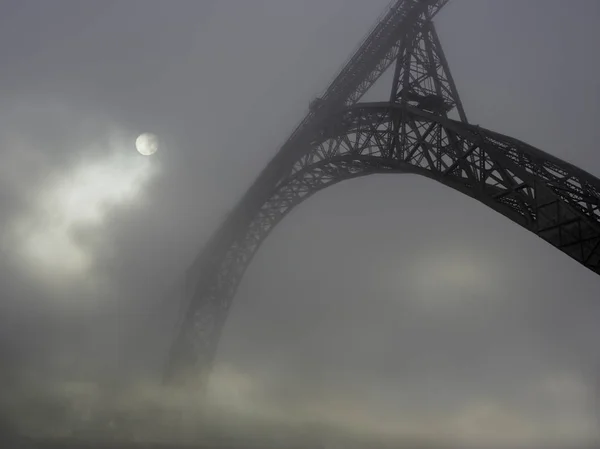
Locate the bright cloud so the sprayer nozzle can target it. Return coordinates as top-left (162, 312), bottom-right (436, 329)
top-left (4, 142), bottom-right (157, 285)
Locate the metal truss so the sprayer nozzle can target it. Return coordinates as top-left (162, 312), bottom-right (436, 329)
top-left (163, 0), bottom-right (600, 385)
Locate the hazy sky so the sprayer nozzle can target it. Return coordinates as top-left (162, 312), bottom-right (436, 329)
top-left (0, 0), bottom-right (599, 447)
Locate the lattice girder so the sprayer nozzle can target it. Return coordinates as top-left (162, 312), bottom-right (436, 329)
top-left (164, 102), bottom-right (600, 384)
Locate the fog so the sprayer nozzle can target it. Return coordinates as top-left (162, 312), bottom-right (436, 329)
top-left (0, 0), bottom-right (599, 447)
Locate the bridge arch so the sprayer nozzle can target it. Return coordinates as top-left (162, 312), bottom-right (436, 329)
top-left (166, 102), bottom-right (600, 382)
top-left (221, 102), bottom-right (600, 292)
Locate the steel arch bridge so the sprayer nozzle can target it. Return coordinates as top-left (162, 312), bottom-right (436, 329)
top-left (164, 0), bottom-right (600, 385)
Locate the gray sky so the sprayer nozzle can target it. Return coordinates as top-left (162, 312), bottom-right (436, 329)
top-left (0, 0), bottom-right (599, 447)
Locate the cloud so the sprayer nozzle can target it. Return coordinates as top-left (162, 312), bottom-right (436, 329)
top-left (1, 366), bottom-right (596, 447)
top-left (5, 142), bottom-right (156, 287)
top-left (0, 98), bottom-right (159, 306)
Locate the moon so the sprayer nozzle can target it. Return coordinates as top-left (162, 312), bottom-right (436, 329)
top-left (135, 133), bottom-right (158, 156)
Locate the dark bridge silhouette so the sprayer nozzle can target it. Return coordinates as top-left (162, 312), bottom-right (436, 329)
top-left (163, 0), bottom-right (600, 387)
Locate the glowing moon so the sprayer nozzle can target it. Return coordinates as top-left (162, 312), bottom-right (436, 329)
top-left (135, 133), bottom-right (158, 156)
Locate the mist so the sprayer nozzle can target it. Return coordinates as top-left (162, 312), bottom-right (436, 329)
top-left (0, 0), bottom-right (599, 448)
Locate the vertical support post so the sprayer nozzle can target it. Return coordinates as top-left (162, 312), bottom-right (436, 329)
top-left (430, 22), bottom-right (468, 123)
